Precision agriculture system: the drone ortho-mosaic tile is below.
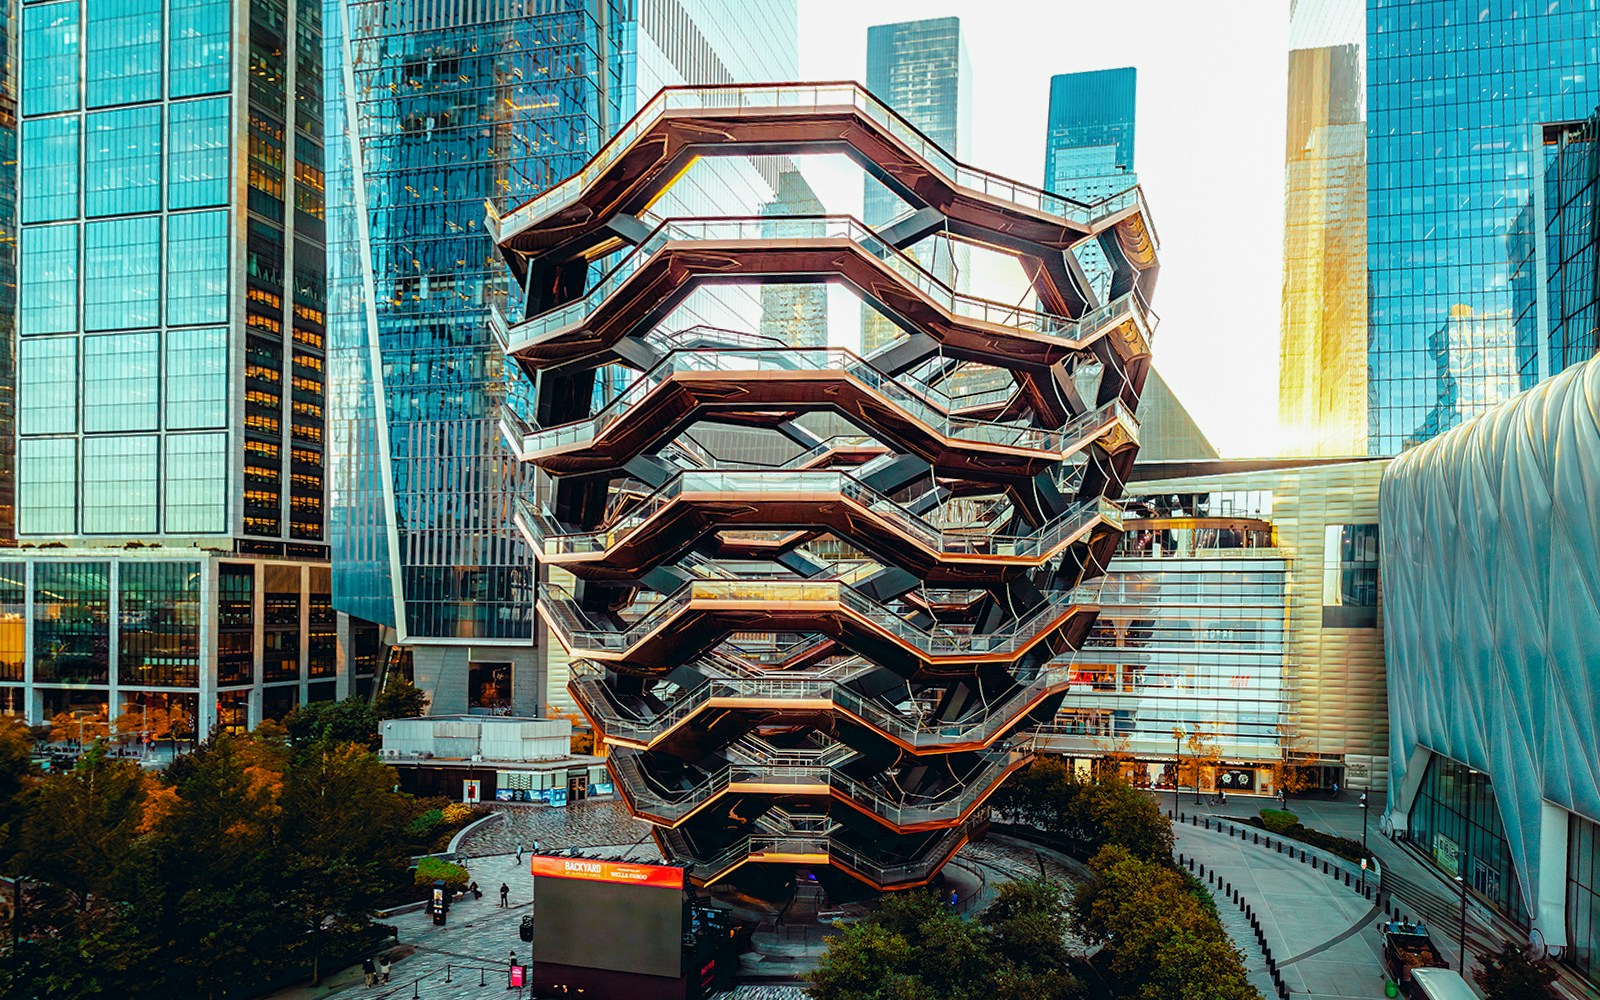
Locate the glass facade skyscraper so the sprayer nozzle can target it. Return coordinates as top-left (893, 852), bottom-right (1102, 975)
top-left (861, 17), bottom-right (970, 354)
top-left (3, 0), bottom-right (371, 735)
top-left (1280, 0), bottom-right (1366, 457)
top-left (1367, 0), bottom-right (1600, 454)
top-left (325, 0), bottom-right (800, 713)
top-left (1043, 67), bottom-right (1136, 203)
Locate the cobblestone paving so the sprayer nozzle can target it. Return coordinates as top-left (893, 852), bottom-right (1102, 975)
top-left (457, 798), bottom-right (661, 858)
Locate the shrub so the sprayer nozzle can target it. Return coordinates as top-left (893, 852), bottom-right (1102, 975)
top-left (1248, 814), bottom-right (1372, 864)
top-left (1259, 808), bottom-right (1298, 834)
top-left (441, 803), bottom-right (475, 825)
top-left (414, 856), bottom-right (469, 891)
top-left (407, 808), bottom-right (444, 837)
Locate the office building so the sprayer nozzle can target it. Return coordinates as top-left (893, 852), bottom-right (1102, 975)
top-left (1279, 0), bottom-right (1366, 457)
top-left (325, 1), bottom-right (800, 715)
top-left (1383, 350), bottom-right (1600, 986)
top-left (492, 82), bottom-right (1161, 894)
top-left (1040, 459), bottom-right (1389, 795)
top-left (861, 16), bottom-right (971, 355)
top-left (0, 0), bottom-right (370, 734)
top-left (1043, 67), bottom-right (1136, 204)
top-left (1367, 1), bottom-right (1600, 454)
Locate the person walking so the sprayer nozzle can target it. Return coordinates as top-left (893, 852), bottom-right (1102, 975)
top-left (361, 957), bottom-right (377, 988)
top-left (500, 882), bottom-right (510, 907)
top-left (516, 843), bottom-right (524, 865)
top-left (377, 954), bottom-right (392, 984)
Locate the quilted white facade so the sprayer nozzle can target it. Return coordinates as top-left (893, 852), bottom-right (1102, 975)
top-left (1382, 349), bottom-right (1600, 948)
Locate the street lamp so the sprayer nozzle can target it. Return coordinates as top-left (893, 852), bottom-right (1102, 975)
top-left (1172, 727), bottom-right (1184, 817)
top-left (1360, 791), bottom-right (1370, 854)
top-left (1455, 874), bottom-right (1467, 974)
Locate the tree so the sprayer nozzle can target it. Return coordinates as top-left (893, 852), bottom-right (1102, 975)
top-left (285, 697), bottom-right (379, 751)
top-left (546, 704), bottom-right (596, 754)
top-left (1177, 727), bottom-right (1223, 802)
top-left (994, 758), bottom-right (1172, 865)
top-left (373, 675), bottom-right (429, 720)
top-left (1072, 845), bottom-right (1256, 1000)
top-left (981, 879), bottom-right (1084, 998)
top-left (1473, 941), bottom-right (1559, 1000)
top-left (1269, 722), bottom-right (1318, 796)
top-left (8, 747), bottom-right (156, 902)
top-left (49, 709), bottom-right (109, 746)
top-left (0, 716), bottom-right (35, 824)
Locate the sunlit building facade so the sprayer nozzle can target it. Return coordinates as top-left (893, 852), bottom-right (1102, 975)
top-left (1279, 0), bottom-right (1365, 457)
top-left (1367, 0), bottom-right (1600, 454)
top-left (1384, 351), bottom-right (1600, 985)
top-left (1, 0), bottom-right (372, 735)
top-left (1042, 459), bottom-right (1390, 796)
top-left (325, 0), bottom-right (800, 714)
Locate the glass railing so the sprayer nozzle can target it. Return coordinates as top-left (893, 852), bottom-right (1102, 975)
top-left (495, 215), bottom-right (1154, 353)
top-left (490, 82), bottom-right (1150, 239)
top-left (540, 577), bottom-right (1102, 660)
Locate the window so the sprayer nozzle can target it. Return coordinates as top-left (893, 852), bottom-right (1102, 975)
top-left (164, 434), bottom-right (228, 534)
top-left (17, 438), bottom-right (77, 535)
top-left (0, 567), bottom-right (24, 683)
top-left (33, 562), bottom-right (110, 685)
top-left (1322, 524), bottom-right (1379, 628)
top-left (118, 562), bottom-right (203, 688)
top-left (19, 224), bottom-right (78, 335)
top-left (170, 0), bottom-right (231, 98)
top-left (18, 337), bottom-right (77, 434)
top-left (1569, 814), bottom-right (1600, 983)
top-left (22, 3), bottom-right (79, 116)
top-left (166, 327), bottom-right (228, 429)
top-left (83, 435), bottom-right (158, 534)
top-left (218, 563), bottom-right (254, 685)
top-left (84, 217), bottom-right (160, 330)
top-left (21, 117), bottom-right (80, 222)
top-left (166, 211), bottom-right (229, 324)
top-left (85, 107), bottom-right (162, 217)
top-left (86, 0), bottom-right (162, 108)
top-left (84, 332), bottom-right (159, 432)
top-left (168, 98), bottom-right (230, 209)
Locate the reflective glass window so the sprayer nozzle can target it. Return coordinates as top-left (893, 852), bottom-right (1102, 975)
top-left (86, 0), bottom-right (162, 108)
top-left (20, 117), bottom-right (80, 223)
top-left (84, 332), bottom-right (159, 432)
top-left (1571, 814), bottom-right (1600, 982)
top-left (164, 434), bottom-right (228, 534)
top-left (170, 0), bottom-right (231, 98)
top-left (217, 563), bottom-right (254, 685)
top-left (168, 98), bottom-right (230, 209)
top-left (18, 438), bottom-right (77, 534)
top-left (84, 217), bottom-right (160, 331)
top-left (33, 562), bottom-right (110, 685)
top-left (0, 567), bottom-right (24, 683)
top-left (166, 327), bottom-right (228, 429)
top-left (22, 3), bottom-right (79, 116)
top-left (18, 337), bottom-right (78, 434)
top-left (166, 210), bottom-right (229, 325)
top-left (83, 435), bottom-right (158, 534)
top-left (85, 107), bottom-right (162, 217)
top-left (1322, 524), bottom-right (1380, 607)
top-left (19, 224), bottom-right (78, 335)
top-left (118, 562), bottom-right (203, 688)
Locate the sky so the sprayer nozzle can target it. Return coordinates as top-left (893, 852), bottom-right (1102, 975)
top-left (797, 0), bottom-right (1292, 456)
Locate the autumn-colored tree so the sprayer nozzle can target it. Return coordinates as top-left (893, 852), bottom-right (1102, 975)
top-left (49, 708), bottom-right (110, 746)
top-left (1269, 722), bottom-right (1318, 796)
top-left (546, 703), bottom-right (597, 755)
top-left (1090, 734), bottom-right (1140, 782)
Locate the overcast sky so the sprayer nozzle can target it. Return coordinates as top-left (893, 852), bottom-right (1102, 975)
top-left (798, 0), bottom-right (1292, 456)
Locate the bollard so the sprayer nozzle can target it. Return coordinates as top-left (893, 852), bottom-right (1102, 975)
top-left (479, 967), bottom-right (487, 987)
top-left (446, 964), bottom-right (452, 983)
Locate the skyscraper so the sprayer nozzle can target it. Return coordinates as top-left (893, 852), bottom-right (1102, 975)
top-left (1279, 0), bottom-right (1366, 457)
top-left (1043, 67), bottom-right (1136, 203)
top-left (5, 0), bottom-right (354, 733)
top-left (861, 17), bottom-right (971, 354)
top-left (326, 1), bottom-right (801, 714)
top-left (1367, 1), bottom-right (1600, 454)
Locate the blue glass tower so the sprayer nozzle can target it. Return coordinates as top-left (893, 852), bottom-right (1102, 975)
top-left (326, 0), bottom-right (800, 712)
top-left (1366, 0), bottom-right (1600, 454)
top-left (1043, 67), bottom-right (1137, 202)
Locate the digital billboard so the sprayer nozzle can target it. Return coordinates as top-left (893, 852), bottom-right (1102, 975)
top-left (531, 855), bottom-right (686, 980)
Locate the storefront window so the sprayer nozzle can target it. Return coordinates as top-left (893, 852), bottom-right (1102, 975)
top-left (33, 562), bottom-right (111, 685)
top-left (0, 565), bottom-right (25, 682)
top-left (118, 562), bottom-right (202, 688)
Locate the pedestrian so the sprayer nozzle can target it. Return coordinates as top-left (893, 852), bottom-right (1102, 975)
top-left (378, 954), bottom-right (392, 984)
top-left (516, 843), bottom-right (524, 865)
top-left (1333, 781), bottom-right (1340, 799)
top-left (361, 957), bottom-right (377, 988)
top-left (500, 882), bottom-right (510, 907)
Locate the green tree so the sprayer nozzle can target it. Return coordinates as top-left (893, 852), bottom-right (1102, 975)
top-left (981, 879), bottom-right (1085, 999)
top-left (284, 697), bottom-right (380, 751)
top-left (373, 675), bottom-right (429, 720)
top-left (1473, 941), bottom-right (1558, 1000)
top-left (0, 716), bottom-right (35, 845)
top-left (8, 746), bottom-right (154, 902)
top-left (996, 759), bottom-right (1173, 865)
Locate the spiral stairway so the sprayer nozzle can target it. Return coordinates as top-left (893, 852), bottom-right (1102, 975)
top-left (490, 82), bottom-right (1160, 896)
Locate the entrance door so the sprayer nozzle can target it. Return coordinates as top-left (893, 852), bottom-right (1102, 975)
top-left (568, 772), bottom-right (587, 801)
